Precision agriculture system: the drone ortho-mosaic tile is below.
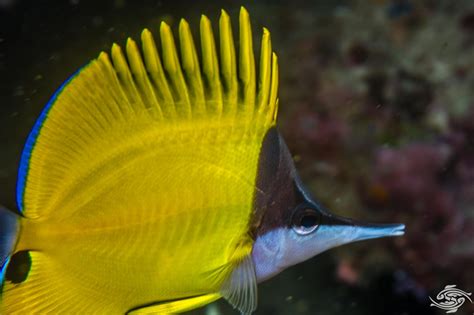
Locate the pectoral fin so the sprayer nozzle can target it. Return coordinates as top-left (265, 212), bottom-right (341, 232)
top-left (127, 293), bottom-right (221, 314)
top-left (221, 255), bottom-right (258, 315)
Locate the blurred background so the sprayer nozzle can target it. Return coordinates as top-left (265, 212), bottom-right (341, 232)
top-left (1, 0), bottom-right (473, 314)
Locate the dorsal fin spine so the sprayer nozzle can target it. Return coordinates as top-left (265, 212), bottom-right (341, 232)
top-left (179, 19), bottom-right (206, 117)
top-left (201, 15), bottom-right (223, 116)
top-left (219, 9), bottom-right (238, 116)
top-left (125, 38), bottom-right (162, 118)
top-left (239, 7), bottom-right (256, 117)
top-left (257, 27), bottom-right (272, 116)
top-left (160, 22), bottom-right (192, 118)
top-left (111, 43), bottom-right (144, 115)
top-left (97, 52), bottom-right (134, 119)
top-left (269, 53), bottom-right (279, 122)
top-left (140, 29), bottom-right (175, 119)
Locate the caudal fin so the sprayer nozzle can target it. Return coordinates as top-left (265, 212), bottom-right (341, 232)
top-left (0, 206), bottom-right (19, 285)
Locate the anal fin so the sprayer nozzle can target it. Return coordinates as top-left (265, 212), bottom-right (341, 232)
top-left (127, 293), bottom-right (221, 314)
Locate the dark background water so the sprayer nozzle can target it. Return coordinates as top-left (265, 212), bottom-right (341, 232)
top-left (1, 0), bottom-right (473, 314)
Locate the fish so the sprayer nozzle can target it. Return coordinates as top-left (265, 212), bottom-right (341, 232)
top-left (0, 7), bottom-right (405, 314)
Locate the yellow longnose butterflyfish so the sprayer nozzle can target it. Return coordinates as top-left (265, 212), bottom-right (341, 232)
top-left (0, 7), bottom-right (405, 314)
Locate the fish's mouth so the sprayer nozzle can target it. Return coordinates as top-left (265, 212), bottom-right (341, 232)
top-left (388, 223), bottom-right (406, 236)
top-left (352, 223), bottom-right (406, 241)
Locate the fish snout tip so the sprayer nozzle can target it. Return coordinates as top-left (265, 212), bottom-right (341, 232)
top-left (368, 222), bottom-right (406, 238)
top-left (351, 222), bottom-right (406, 242)
top-left (390, 223), bottom-right (405, 237)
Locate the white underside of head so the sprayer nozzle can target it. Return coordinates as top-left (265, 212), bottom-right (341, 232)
top-left (251, 223), bottom-right (405, 283)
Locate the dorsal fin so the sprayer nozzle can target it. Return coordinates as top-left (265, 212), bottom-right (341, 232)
top-left (16, 7), bottom-right (279, 218)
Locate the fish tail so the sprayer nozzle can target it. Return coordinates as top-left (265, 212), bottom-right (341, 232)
top-left (0, 205), bottom-right (19, 286)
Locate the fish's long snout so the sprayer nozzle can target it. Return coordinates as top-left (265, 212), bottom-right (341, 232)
top-left (350, 222), bottom-right (405, 241)
top-left (320, 209), bottom-right (405, 243)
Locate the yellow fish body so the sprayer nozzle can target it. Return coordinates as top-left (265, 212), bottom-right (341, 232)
top-left (0, 7), bottom-right (404, 314)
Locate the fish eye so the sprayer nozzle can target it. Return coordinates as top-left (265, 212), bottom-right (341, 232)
top-left (291, 207), bottom-right (321, 235)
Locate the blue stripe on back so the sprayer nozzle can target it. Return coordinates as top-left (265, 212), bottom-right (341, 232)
top-left (16, 68), bottom-right (83, 213)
